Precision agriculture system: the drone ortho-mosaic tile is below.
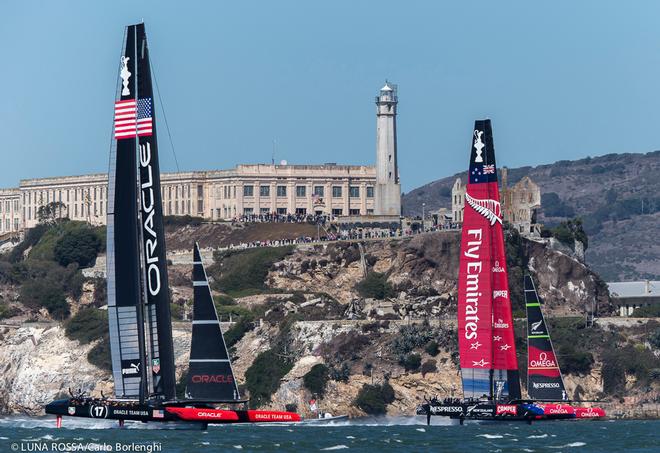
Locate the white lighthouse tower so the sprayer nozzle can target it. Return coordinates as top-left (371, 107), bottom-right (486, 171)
top-left (374, 81), bottom-right (401, 216)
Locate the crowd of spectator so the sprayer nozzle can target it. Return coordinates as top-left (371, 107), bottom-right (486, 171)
top-left (233, 212), bottom-right (331, 225)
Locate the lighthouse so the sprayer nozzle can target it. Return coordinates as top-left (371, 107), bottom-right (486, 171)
top-left (374, 82), bottom-right (401, 216)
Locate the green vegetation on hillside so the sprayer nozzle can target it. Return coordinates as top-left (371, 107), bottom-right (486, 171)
top-left (65, 307), bottom-right (108, 344)
top-left (551, 218), bottom-right (588, 250)
top-left (0, 220), bottom-right (105, 320)
top-left (208, 247), bottom-right (293, 296)
top-left (354, 382), bottom-right (395, 415)
top-left (65, 307), bottom-right (112, 372)
top-left (356, 272), bottom-right (394, 300)
top-left (244, 349), bottom-right (294, 407)
top-left (541, 192), bottom-right (575, 217)
top-left (53, 227), bottom-right (103, 268)
top-left (303, 364), bottom-right (330, 397)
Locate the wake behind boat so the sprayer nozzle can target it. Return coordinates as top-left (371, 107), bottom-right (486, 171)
top-left (44, 23), bottom-right (299, 428)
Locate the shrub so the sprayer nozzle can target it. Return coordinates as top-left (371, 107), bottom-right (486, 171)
top-left (65, 308), bottom-right (108, 344)
top-left (318, 331), bottom-right (370, 365)
top-left (400, 353), bottom-right (422, 372)
top-left (285, 403), bottom-right (298, 413)
top-left (209, 246), bottom-right (293, 294)
top-left (0, 304), bottom-right (21, 320)
top-left (245, 349), bottom-right (293, 407)
top-left (91, 277), bottom-right (107, 307)
top-left (424, 340), bottom-right (439, 357)
top-left (541, 192), bottom-right (575, 217)
top-left (421, 359), bottom-right (437, 377)
top-left (650, 328), bottom-right (660, 350)
top-left (214, 294), bottom-right (237, 306)
top-left (20, 279), bottom-right (70, 319)
top-left (551, 218), bottom-right (588, 250)
top-left (329, 363), bottom-right (351, 382)
top-left (601, 345), bottom-right (660, 395)
top-left (634, 305), bottom-right (660, 318)
top-left (354, 382), bottom-right (395, 415)
top-left (7, 223), bottom-right (49, 263)
top-left (87, 338), bottom-right (111, 371)
top-left (224, 315), bottom-right (256, 348)
top-left (356, 272), bottom-right (394, 300)
top-left (54, 227), bottom-right (102, 268)
top-left (303, 364), bottom-right (330, 397)
top-left (391, 323), bottom-right (433, 356)
top-left (557, 344), bottom-right (594, 375)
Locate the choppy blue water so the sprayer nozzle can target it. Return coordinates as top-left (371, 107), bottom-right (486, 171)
top-left (0, 416), bottom-right (657, 452)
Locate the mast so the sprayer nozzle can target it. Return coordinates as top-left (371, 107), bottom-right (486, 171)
top-left (107, 24), bottom-right (149, 401)
top-left (134, 23), bottom-right (177, 401)
top-left (525, 275), bottom-right (567, 401)
top-left (483, 121), bottom-right (520, 401)
top-left (185, 243), bottom-right (241, 402)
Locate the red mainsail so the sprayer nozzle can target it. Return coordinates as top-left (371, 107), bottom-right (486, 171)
top-left (458, 120), bottom-right (520, 400)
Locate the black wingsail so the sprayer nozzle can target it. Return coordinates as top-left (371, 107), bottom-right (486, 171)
top-left (185, 243), bottom-right (241, 402)
top-left (107, 24), bottom-right (148, 400)
top-left (133, 24), bottom-right (177, 401)
top-left (107, 23), bottom-right (176, 402)
top-left (524, 275), bottom-right (567, 401)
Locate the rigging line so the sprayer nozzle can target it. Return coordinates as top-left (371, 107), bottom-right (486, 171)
top-left (150, 59), bottom-right (181, 173)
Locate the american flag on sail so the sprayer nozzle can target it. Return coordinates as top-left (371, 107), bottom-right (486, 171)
top-left (114, 98), bottom-right (153, 139)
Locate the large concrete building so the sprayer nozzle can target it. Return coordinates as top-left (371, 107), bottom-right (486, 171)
top-left (0, 83), bottom-right (402, 234)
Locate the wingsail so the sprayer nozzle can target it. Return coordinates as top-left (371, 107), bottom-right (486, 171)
top-left (524, 275), bottom-right (567, 401)
top-left (457, 120), bottom-right (520, 400)
top-left (107, 23), bottom-right (176, 401)
top-left (185, 243), bottom-right (241, 402)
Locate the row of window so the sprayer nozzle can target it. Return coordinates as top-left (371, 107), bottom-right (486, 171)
top-left (242, 185), bottom-right (374, 198)
top-left (0, 218), bottom-right (20, 232)
top-left (0, 200), bottom-right (20, 213)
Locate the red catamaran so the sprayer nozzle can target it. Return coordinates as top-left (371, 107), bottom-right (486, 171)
top-left (417, 120), bottom-right (604, 423)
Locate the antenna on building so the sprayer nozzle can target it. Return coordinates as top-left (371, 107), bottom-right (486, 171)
top-left (272, 139), bottom-right (276, 165)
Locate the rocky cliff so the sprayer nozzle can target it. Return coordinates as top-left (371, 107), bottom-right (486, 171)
top-left (2, 231), bottom-right (653, 419)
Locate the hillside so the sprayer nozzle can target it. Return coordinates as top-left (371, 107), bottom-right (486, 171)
top-left (403, 151), bottom-right (660, 281)
top-left (2, 221), bottom-right (659, 418)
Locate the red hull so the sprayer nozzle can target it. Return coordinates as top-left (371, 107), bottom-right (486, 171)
top-left (165, 407), bottom-right (301, 423)
top-left (574, 407), bottom-right (606, 419)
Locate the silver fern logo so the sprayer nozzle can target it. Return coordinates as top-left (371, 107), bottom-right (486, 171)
top-left (531, 319), bottom-right (543, 334)
top-left (465, 193), bottom-right (502, 225)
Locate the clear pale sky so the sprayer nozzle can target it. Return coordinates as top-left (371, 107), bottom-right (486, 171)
top-left (1, 1), bottom-right (658, 191)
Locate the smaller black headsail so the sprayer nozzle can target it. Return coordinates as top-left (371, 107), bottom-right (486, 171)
top-left (185, 243), bottom-right (241, 402)
top-left (525, 275), bottom-right (568, 401)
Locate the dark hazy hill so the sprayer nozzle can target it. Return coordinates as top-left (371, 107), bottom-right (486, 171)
top-left (402, 151), bottom-right (660, 281)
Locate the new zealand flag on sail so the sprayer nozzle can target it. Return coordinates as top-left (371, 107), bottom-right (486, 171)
top-left (469, 164), bottom-right (498, 184)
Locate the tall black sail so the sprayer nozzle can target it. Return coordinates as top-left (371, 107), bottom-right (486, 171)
top-left (133, 24), bottom-right (177, 400)
top-left (107, 25), bottom-right (147, 399)
top-left (185, 243), bottom-right (241, 401)
top-left (524, 275), bottom-right (567, 401)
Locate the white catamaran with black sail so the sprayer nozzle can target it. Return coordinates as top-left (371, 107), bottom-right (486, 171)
top-left (45, 23), bottom-right (299, 427)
